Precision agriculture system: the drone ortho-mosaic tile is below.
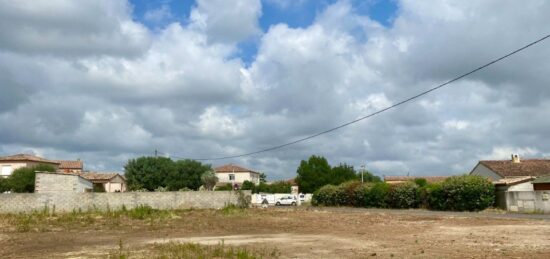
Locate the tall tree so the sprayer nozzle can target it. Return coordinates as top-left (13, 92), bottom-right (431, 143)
top-left (167, 160), bottom-right (212, 191)
top-left (259, 172), bottom-right (267, 183)
top-left (330, 163), bottom-right (358, 185)
top-left (124, 156), bottom-right (175, 191)
top-left (295, 155), bottom-right (332, 193)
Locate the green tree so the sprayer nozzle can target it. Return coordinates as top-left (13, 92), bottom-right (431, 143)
top-left (9, 164), bottom-right (55, 193)
top-left (201, 170), bottom-right (218, 191)
top-left (124, 156), bottom-right (175, 191)
top-left (259, 173), bottom-right (267, 183)
top-left (241, 180), bottom-right (255, 190)
top-left (330, 163), bottom-right (358, 185)
top-left (356, 169), bottom-right (381, 183)
top-left (296, 155), bottom-right (332, 193)
top-left (167, 160), bottom-right (212, 191)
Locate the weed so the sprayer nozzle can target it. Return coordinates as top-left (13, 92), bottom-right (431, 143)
top-left (144, 241), bottom-right (279, 258)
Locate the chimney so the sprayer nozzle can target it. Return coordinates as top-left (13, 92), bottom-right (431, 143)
top-left (511, 154), bottom-right (520, 163)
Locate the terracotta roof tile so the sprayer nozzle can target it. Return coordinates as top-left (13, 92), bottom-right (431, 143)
top-left (479, 159), bottom-right (550, 177)
top-left (56, 160), bottom-right (83, 170)
top-left (0, 154), bottom-right (60, 164)
top-left (214, 164), bottom-right (259, 174)
top-left (78, 172), bottom-right (122, 181)
top-left (384, 176), bottom-right (449, 183)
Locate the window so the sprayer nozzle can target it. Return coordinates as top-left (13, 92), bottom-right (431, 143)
top-left (229, 174), bottom-right (235, 181)
top-left (1, 165), bottom-right (13, 177)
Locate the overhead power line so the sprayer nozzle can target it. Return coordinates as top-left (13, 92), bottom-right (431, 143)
top-left (165, 33), bottom-right (550, 161)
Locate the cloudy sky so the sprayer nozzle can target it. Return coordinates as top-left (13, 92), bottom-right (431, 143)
top-left (1, 0), bottom-right (550, 180)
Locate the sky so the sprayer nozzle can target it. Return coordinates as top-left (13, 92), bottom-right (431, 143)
top-left (1, 0), bottom-right (550, 180)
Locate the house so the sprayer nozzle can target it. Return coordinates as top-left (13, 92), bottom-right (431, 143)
top-left (35, 172), bottom-right (93, 193)
top-left (214, 164), bottom-right (261, 186)
top-left (56, 160), bottom-right (83, 173)
top-left (0, 154), bottom-right (60, 178)
top-left (78, 172), bottom-right (126, 192)
top-left (470, 154), bottom-right (550, 181)
top-left (384, 176), bottom-right (449, 185)
top-left (470, 155), bottom-right (550, 209)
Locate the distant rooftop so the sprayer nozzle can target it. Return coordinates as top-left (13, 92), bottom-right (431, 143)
top-left (478, 159), bottom-right (550, 177)
top-left (214, 164), bottom-right (259, 174)
top-left (0, 154), bottom-right (60, 165)
top-left (384, 176), bottom-right (449, 183)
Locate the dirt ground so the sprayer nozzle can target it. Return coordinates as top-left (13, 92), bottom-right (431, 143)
top-left (1, 207), bottom-right (550, 258)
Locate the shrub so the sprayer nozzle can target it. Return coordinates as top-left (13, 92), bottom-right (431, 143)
top-left (0, 177), bottom-right (10, 193)
top-left (338, 181), bottom-right (363, 206)
top-left (413, 178), bottom-right (428, 187)
top-left (215, 183), bottom-right (233, 191)
top-left (9, 164), bottom-right (56, 193)
top-left (312, 185), bottom-right (340, 206)
top-left (363, 182), bottom-right (390, 208)
top-left (388, 182), bottom-right (420, 209)
top-left (427, 175), bottom-right (494, 211)
top-left (241, 180), bottom-right (255, 190)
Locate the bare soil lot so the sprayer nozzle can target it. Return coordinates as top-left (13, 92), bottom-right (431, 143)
top-left (1, 207), bottom-right (550, 258)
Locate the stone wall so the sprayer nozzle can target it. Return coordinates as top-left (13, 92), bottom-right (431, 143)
top-left (506, 191), bottom-right (550, 213)
top-left (35, 172), bottom-right (93, 193)
top-left (0, 191), bottom-right (248, 213)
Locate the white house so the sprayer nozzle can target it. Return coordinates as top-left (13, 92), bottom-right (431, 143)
top-left (214, 164), bottom-right (261, 186)
top-left (470, 154), bottom-right (550, 209)
top-left (78, 172), bottom-right (127, 192)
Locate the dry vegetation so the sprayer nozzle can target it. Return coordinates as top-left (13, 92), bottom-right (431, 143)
top-left (1, 206), bottom-right (550, 258)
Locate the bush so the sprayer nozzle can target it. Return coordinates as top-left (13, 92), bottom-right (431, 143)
top-left (312, 175), bottom-right (494, 212)
top-left (387, 182), bottom-right (420, 209)
top-left (9, 164), bottom-right (56, 193)
top-left (215, 183), bottom-right (233, 191)
top-left (253, 181), bottom-right (292, 194)
top-left (0, 177), bottom-right (10, 193)
top-left (427, 175), bottom-right (494, 211)
top-left (312, 185), bottom-right (340, 206)
top-left (241, 180), bottom-right (255, 190)
top-left (363, 182), bottom-right (390, 208)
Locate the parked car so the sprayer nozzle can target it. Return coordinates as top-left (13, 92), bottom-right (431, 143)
top-left (275, 196), bottom-right (297, 206)
top-left (299, 193), bottom-right (305, 202)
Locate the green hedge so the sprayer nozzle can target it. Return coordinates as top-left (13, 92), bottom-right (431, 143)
top-left (312, 175), bottom-right (494, 212)
top-left (427, 175), bottom-right (494, 211)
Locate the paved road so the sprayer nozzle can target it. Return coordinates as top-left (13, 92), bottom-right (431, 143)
top-left (270, 206), bottom-right (550, 221)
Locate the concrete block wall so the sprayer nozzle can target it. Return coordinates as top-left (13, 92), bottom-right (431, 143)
top-left (0, 191), bottom-right (249, 213)
top-left (506, 191), bottom-right (550, 213)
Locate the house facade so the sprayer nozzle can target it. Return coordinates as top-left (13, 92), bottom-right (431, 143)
top-left (35, 172), bottom-right (93, 193)
top-left (0, 154), bottom-right (60, 178)
top-left (470, 155), bottom-right (550, 210)
top-left (214, 164), bottom-right (261, 186)
top-left (79, 172), bottom-right (126, 192)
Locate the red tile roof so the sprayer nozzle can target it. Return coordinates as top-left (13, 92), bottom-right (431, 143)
top-left (0, 154), bottom-right (60, 164)
top-left (56, 160), bottom-right (83, 170)
top-left (214, 164), bottom-right (259, 174)
top-left (77, 172), bottom-right (124, 182)
top-left (384, 176), bottom-right (449, 183)
top-left (479, 159), bottom-right (550, 177)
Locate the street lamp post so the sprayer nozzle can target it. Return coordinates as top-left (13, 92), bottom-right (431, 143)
top-left (360, 164), bottom-right (365, 183)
